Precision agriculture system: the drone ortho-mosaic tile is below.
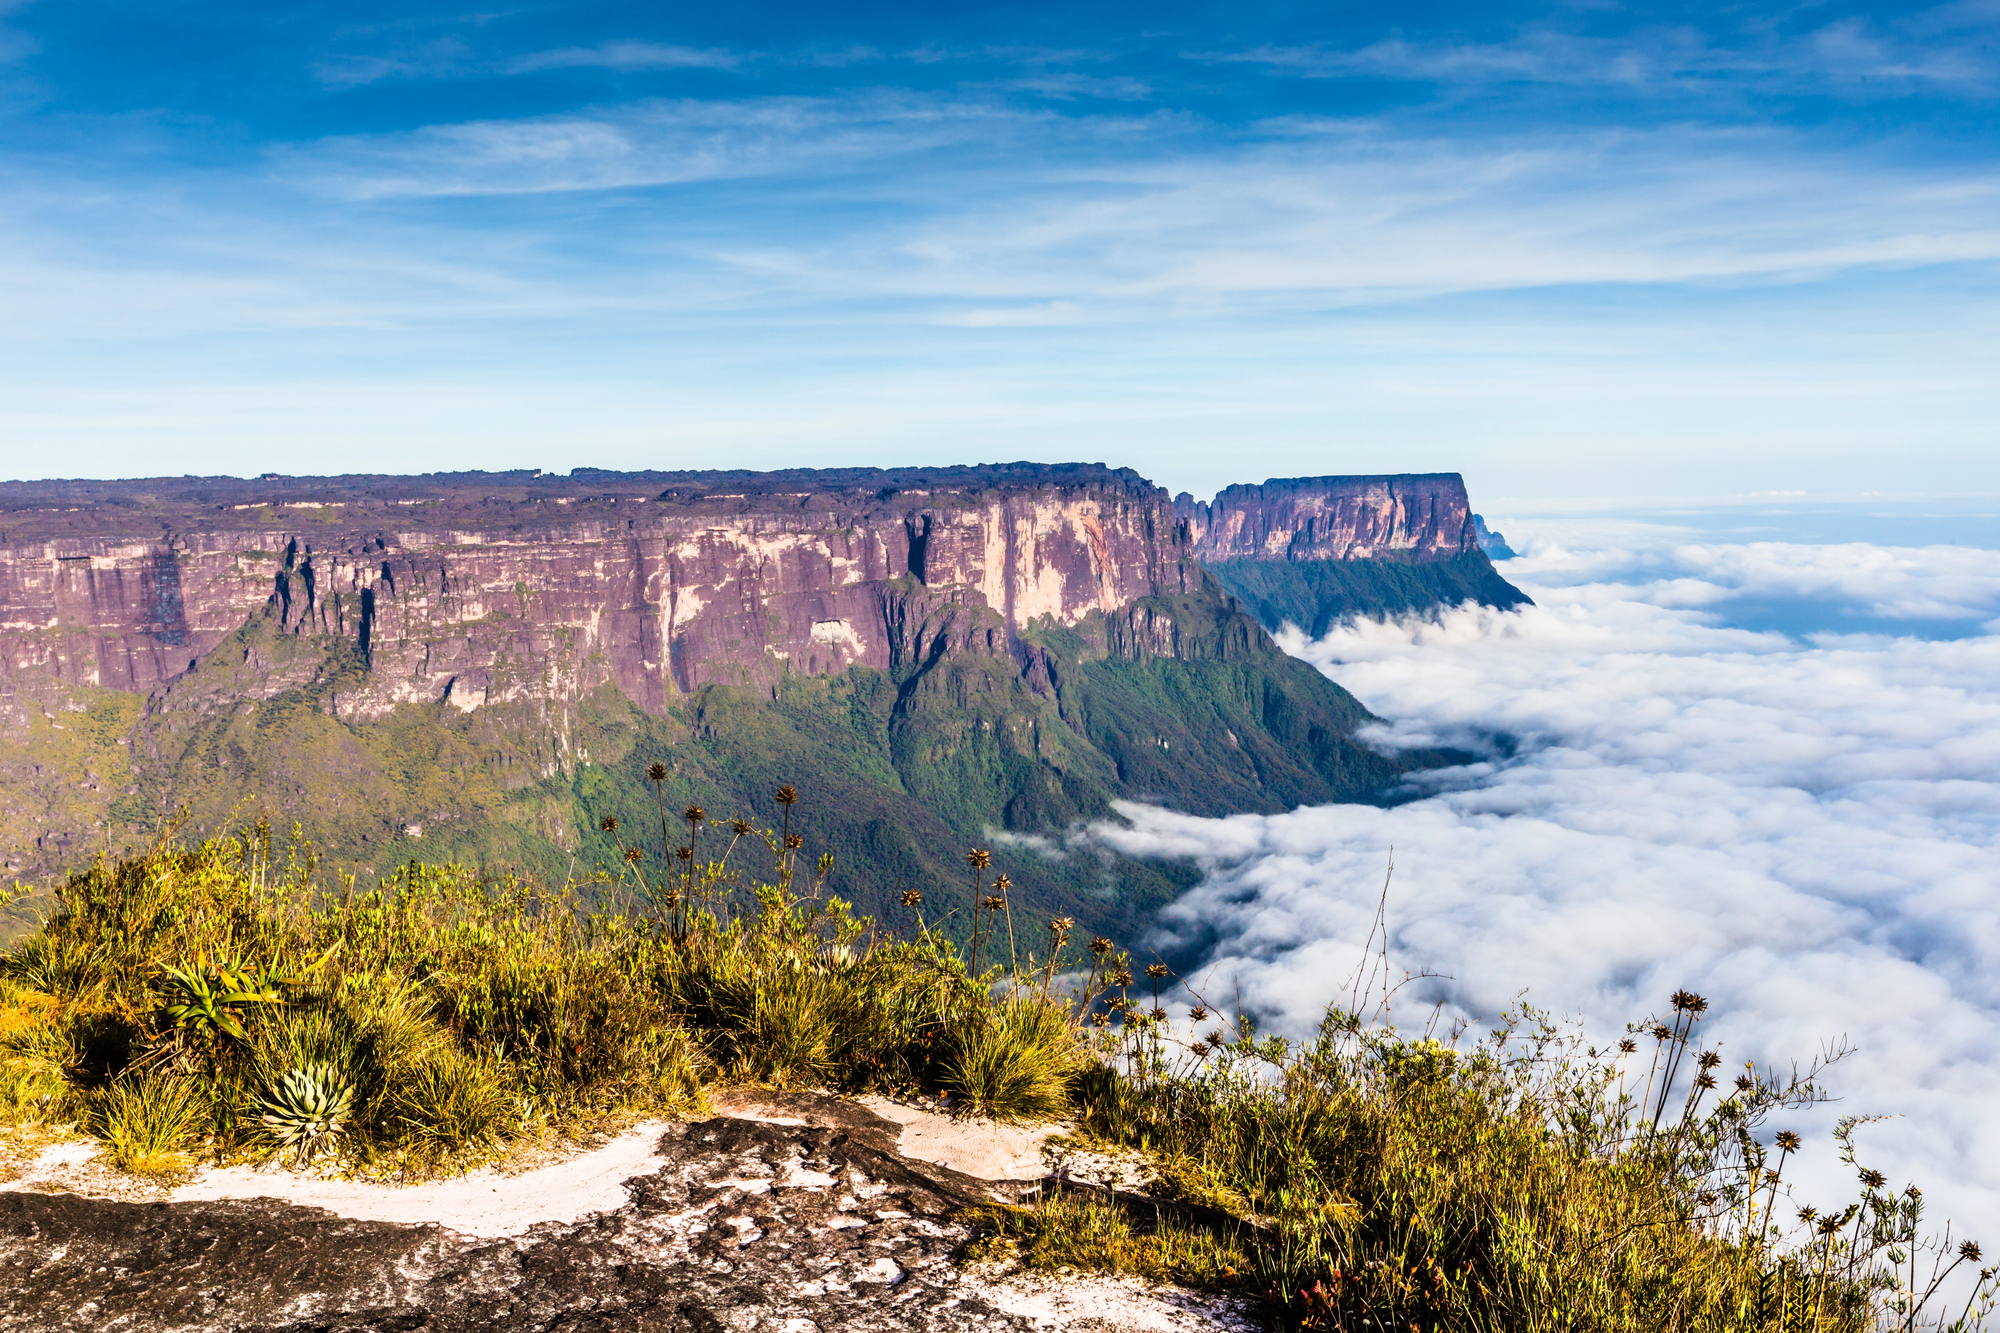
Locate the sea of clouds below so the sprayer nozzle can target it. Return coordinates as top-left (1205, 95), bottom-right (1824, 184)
top-left (1091, 519), bottom-right (2000, 1242)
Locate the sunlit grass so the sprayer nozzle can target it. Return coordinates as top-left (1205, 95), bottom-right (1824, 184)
top-left (2, 800), bottom-right (1991, 1330)
top-left (0, 799), bottom-right (1088, 1178)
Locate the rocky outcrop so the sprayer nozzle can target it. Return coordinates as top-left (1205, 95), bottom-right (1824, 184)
top-left (1472, 514), bottom-right (1517, 561)
top-left (0, 466), bottom-right (1487, 920)
top-left (0, 1112), bottom-right (1254, 1333)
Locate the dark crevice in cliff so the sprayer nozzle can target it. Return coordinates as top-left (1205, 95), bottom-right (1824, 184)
top-left (905, 513), bottom-right (932, 583)
top-left (356, 588), bottom-right (375, 669)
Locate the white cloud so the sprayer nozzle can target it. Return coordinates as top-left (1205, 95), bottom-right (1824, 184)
top-left (265, 92), bottom-right (2000, 305)
top-left (1093, 525), bottom-right (2000, 1239)
top-left (994, 72), bottom-right (1152, 101)
top-left (278, 94), bottom-right (1023, 199)
top-left (311, 39), bottom-right (474, 90)
top-left (1190, 8), bottom-right (2000, 95)
top-left (507, 42), bottom-right (742, 74)
top-left (3, 93), bottom-right (1997, 490)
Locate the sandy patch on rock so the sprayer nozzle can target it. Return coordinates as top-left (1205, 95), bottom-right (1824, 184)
top-left (3, 1130), bottom-right (181, 1202)
top-left (165, 1119), bottom-right (675, 1237)
top-left (711, 1086), bottom-right (1073, 1183)
top-left (711, 1088), bottom-right (1162, 1198)
top-left (966, 1268), bottom-right (1260, 1332)
top-left (855, 1094), bottom-right (1061, 1181)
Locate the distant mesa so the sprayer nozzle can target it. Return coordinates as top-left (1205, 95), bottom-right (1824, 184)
top-left (1473, 513), bottom-right (1517, 561)
top-left (1175, 473), bottom-right (1532, 639)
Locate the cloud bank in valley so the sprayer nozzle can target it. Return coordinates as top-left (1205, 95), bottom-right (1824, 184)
top-left (1094, 522), bottom-right (2000, 1232)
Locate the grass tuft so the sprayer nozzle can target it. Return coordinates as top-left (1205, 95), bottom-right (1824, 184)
top-left (91, 1070), bottom-right (201, 1178)
top-left (962, 1191), bottom-right (1247, 1287)
top-left (386, 1046), bottom-right (514, 1168)
top-left (940, 996), bottom-right (1079, 1122)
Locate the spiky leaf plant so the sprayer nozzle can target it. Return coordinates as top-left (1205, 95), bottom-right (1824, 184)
top-left (259, 1063), bottom-right (354, 1162)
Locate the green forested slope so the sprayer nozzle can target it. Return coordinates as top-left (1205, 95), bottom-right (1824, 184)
top-left (1206, 551), bottom-right (1531, 638)
top-left (10, 579), bottom-right (1454, 944)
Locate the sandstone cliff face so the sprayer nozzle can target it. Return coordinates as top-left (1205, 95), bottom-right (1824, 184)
top-left (0, 466), bottom-right (1197, 732)
top-left (1174, 473), bottom-right (1477, 564)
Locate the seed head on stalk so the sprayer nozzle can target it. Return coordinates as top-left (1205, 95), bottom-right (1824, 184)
top-left (965, 849), bottom-right (991, 976)
top-left (774, 786), bottom-right (798, 883)
top-left (646, 764), bottom-right (673, 920)
top-left (992, 873), bottom-right (1018, 971)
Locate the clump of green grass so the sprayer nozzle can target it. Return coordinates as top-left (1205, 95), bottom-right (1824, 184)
top-left (91, 1070), bottom-right (202, 1178)
top-left (962, 1189), bottom-right (1249, 1287)
top-left (940, 995), bottom-right (1081, 1122)
top-left (0, 790), bottom-right (1086, 1176)
top-left (386, 1046), bottom-right (514, 1167)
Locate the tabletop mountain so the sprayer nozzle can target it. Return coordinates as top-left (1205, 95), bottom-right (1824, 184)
top-left (0, 465), bottom-right (1525, 938)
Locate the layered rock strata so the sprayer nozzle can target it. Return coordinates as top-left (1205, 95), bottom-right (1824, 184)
top-left (0, 465), bottom-right (1194, 727)
top-left (1174, 473), bottom-right (1479, 564)
top-left (1174, 474), bottom-right (1531, 636)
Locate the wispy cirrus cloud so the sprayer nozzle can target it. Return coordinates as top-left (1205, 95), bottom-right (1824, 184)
top-left (275, 94), bottom-right (1030, 199)
top-left (268, 91), bottom-right (2000, 306)
top-left (2, 6), bottom-right (1996, 489)
top-left (313, 38), bottom-right (744, 89)
top-left (506, 41), bottom-right (742, 74)
top-left (1191, 7), bottom-right (2000, 96)
top-left (994, 71), bottom-right (1151, 101)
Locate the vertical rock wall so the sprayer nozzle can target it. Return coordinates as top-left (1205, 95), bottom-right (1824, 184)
top-left (0, 471), bottom-right (1201, 732)
top-left (1175, 473), bottom-right (1479, 564)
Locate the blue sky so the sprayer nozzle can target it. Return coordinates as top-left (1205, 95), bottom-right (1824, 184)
top-left (1, 1), bottom-right (1995, 501)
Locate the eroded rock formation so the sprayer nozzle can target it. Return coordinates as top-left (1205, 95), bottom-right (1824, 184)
top-left (1173, 474), bottom-right (1531, 637)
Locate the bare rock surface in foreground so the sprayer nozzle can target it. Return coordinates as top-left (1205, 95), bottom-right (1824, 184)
top-left (0, 1110), bottom-right (1256, 1333)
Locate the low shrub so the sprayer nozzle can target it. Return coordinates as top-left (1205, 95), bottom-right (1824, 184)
top-left (1066, 995), bottom-right (1998, 1331)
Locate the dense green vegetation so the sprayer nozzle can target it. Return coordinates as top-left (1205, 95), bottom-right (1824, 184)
top-left (0, 816), bottom-right (1098, 1179)
top-left (11, 583), bottom-right (1458, 945)
top-left (1043, 999), bottom-right (1995, 1331)
top-left (2, 816), bottom-right (1991, 1330)
top-left (1207, 552), bottom-right (1533, 638)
